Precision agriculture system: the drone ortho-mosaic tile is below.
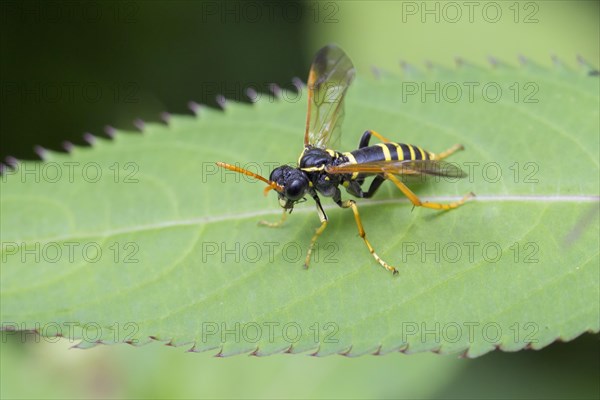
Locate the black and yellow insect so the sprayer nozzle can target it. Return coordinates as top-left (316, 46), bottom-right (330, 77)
top-left (217, 45), bottom-right (474, 275)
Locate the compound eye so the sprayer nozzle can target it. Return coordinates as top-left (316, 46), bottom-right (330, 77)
top-left (285, 179), bottom-right (305, 200)
top-left (269, 167), bottom-right (285, 184)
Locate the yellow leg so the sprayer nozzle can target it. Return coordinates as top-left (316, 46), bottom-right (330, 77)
top-left (369, 130), bottom-right (392, 143)
top-left (433, 144), bottom-right (464, 160)
top-left (304, 221), bottom-right (328, 269)
top-left (385, 173), bottom-right (474, 210)
top-left (259, 210), bottom-right (287, 227)
top-left (341, 200), bottom-right (398, 275)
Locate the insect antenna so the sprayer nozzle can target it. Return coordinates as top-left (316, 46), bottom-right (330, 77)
top-left (215, 162), bottom-right (283, 195)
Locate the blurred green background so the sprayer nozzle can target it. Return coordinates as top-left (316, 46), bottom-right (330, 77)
top-left (1, 1), bottom-right (598, 398)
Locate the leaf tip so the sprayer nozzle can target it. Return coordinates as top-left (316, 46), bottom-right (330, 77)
top-left (33, 145), bottom-right (48, 160)
top-left (62, 140), bottom-right (74, 153)
top-left (246, 88), bottom-right (259, 103)
top-left (398, 343), bottom-right (410, 354)
top-left (370, 65), bottom-right (382, 80)
top-left (187, 344), bottom-right (200, 353)
top-left (160, 111), bottom-right (171, 125)
top-left (268, 83), bottom-right (282, 99)
top-left (83, 132), bottom-right (96, 145)
top-left (487, 55), bottom-right (499, 68)
top-left (104, 125), bottom-right (116, 138)
top-left (524, 342), bottom-right (535, 350)
top-left (399, 60), bottom-right (413, 72)
top-left (4, 156), bottom-right (19, 169)
top-left (372, 345), bottom-right (383, 356)
top-left (339, 345), bottom-right (353, 357)
top-left (188, 100), bottom-right (201, 115)
top-left (70, 341), bottom-right (93, 350)
top-left (551, 54), bottom-right (563, 68)
top-left (576, 54), bottom-right (600, 76)
top-left (284, 344), bottom-right (294, 354)
top-left (248, 346), bottom-right (261, 357)
top-left (216, 94), bottom-right (227, 110)
top-left (213, 346), bottom-right (225, 358)
top-left (291, 77), bottom-right (304, 91)
top-left (518, 54), bottom-right (528, 65)
top-left (308, 345), bottom-right (321, 357)
top-left (133, 118), bottom-right (145, 132)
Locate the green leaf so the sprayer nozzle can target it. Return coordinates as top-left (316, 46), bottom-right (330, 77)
top-left (1, 59), bottom-right (598, 357)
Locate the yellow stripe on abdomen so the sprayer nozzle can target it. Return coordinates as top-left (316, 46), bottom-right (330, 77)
top-left (343, 151), bottom-right (359, 179)
top-left (376, 143), bottom-right (392, 161)
top-left (407, 144), bottom-right (416, 160)
top-left (393, 143), bottom-right (404, 160)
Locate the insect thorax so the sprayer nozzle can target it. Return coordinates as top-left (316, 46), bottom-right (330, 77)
top-left (298, 146), bottom-right (345, 197)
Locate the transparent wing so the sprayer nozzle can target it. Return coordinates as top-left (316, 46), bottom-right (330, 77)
top-left (326, 159), bottom-right (468, 178)
top-left (304, 45), bottom-right (356, 149)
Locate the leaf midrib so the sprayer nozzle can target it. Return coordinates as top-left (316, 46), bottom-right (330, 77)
top-left (2, 194), bottom-right (598, 247)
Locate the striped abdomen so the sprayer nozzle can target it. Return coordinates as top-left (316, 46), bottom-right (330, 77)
top-left (346, 142), bottom-right (434, 165)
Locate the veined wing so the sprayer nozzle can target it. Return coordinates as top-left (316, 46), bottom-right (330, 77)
top-left (304, 45), bottom-right (356, 149)
top-left (326, 159), bottom-right (467, 178)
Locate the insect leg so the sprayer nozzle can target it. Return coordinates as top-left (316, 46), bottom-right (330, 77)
top-left (355, 131), bottom-right (390, 187)
top-left (304, 194), bottom-right (328, 269)
top-left (433, 144), bottom-right (464, 160)
top-left (384, 173), bottom-right (475, 210)
top-left (345, 175), bottom-right (386, 199)
top-left (339, 198), bottom-right (398, 275)
top-left (358, 130), bottom-right (392, 148)
top-left (259, 210), bottom-right (288, 228)
top-left (363, 175), bottom-right (386, 198)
